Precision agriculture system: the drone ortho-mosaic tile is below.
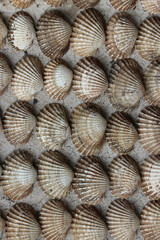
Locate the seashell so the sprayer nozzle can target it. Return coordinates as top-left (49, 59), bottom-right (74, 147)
top-left (109, 0), bottom-right (137, 11)
top-left (44, 59), bottom-right (73, 101)
top-left (71, 103), bottom-right (107, 155)
top-left (108, 58), bottom-right (145, 111)
top-left (73, 156), bottom-right (109, 205)
top-left (106, 112), bottom-right (138, 154)
top-left (36, 103), bottom-right (70, 150)
top-left (73, 0), bottom-right (100, 9)
top-left (3, 101), bottom-right (36, 147)
top-left (109, 155), bottom-right (141, 199)
top-left (71, 204), bottom-right (108, 240)
top-left (9, 0), bottom-right (34, 8)
top-left (37, 10), bottom-right (72, 59)
top-left (40, 199), bottom-right (72, 240)
top-left (12, 56), bottom-right (43, 101)
top-left (0, 116), bottom-right (2, 132)
top-left (0, 214), bottom-right (5, 235)
top-left (0, 14), bottom-right (7, 50)
top-left (106, 12), bottom-right (138, 60)
top-left (8, 11), bottom-right (36, 51)
top-left (138, 106), bottom-right (160, 154)
top-left (73, 57), bottom-right (108, 102)
top-left (42, 0), bottom-right (65, 7)
top-left (1, 150), bottom-right (37, 201)
top-left (6, 203), bottom-right (41, 240)
top-left (107, 199), bottom-right (139, 240)
top-left (70, 8), bottom-right (105, 57)
top-left (141, 0), bottom-right (160, 15)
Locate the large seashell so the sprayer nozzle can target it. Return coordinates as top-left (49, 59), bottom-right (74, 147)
top-left (1, 150), bottom-right (37, 201)
top-left (141, 0), bottom-right (160, 15)
top-left (109, 155), bottom-right (141, 199)
top-left (73, 0), bottom-right (100, 9)
top-left (8, 11), bottom-right (36, 51)
top-left (106, 112), bottom-right (138, 154)
top-left (71, 204), bottom-right (108, 240)
top-left (73, 57), bottom-right (108, 102)
top-left (107, 199), bottom-right (139, 240)
top-left (40, 199), bottom-right (72, 240)
top-left (9, 0), bottom-right (34, 8)
top-left (42, 0), bottom-right (65, 7)
top-left (37, 10), bottom-right (72, 59)
top-left (0, 14), bottom-right (7, 50)
top-left (44, 59), bottom-right (73, 100)
top-left (3, 101), bottom-right (36, 147)
top-left (106, 13), bottom-right (138, 60)
top-left (6, 203), bottom-right (41, 240)
top-left (73, 156), bottom-right (109, 205)
top-left (108, 58), bottom-right (145, 111)
top-left (70, 8), bottom-right (105, 57)
top-left (109, 0), bottom-right (137, 10)
top-left (71, 103), bottom-right (107, 155)
top-left (12, 56), bottom-right (43, 101)
top-left (36, 103), bottom-right (70, 150)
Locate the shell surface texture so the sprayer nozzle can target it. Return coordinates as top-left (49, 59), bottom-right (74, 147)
top-left (9, 0), bottom-right (34, 8)
top-left (109, 0), bottom-right (137, 11)
top-left (141, 0), bottom-right (160, 15)
top-left (73, 0), bottom-right (100, 9)
top-left (42, 0), bottom-right (66, 7)
top-left (0, 14), bottom-right (7, 50)
top-left (0, 215), bottom-right (5, 236)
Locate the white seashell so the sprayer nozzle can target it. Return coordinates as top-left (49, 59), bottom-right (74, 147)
top-left (141, 0), bottom-right (160, 15)
top-left (73, 0), bottom-right (100, 9)
top-left (0, 14), bottom-right (7, 50)
top-left (9, 0), bottom-right (34, 8)
top-left (109, 0), bottom-right (137, 10)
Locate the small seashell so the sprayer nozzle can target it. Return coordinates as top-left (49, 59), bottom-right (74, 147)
top-left (36, 103), bottom-right (70, 150)
top-left (106, 12), bottom-right (138, 60)
top-left (109, 0), bottom-right (137, 11)
top-left (141, 0), bottom-right (160, 15)
top-left (73, 0), bottom-right (100, 9)
top-left (71, 103), bottom-right (107, 155)
top-left (73, 156), bottom-right (109, 205)
top-left (0, 13), bottom-right (7, 50)
top-left (73, 57), bottom-right (108, 102)
top-left (12, 56), bottom-right (43, 101)
top-left (70, 8), bottom-right (105, 57)
top-left (0, 214), bottom-right (5, 236)
top-left (9, 0), bottom-right (34, 8)
top-left (42, 0), bottom-right (65, 7)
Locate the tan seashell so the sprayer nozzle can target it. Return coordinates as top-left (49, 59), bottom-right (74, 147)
top-left (141, 0), bottom-right (160, 15)
top-left (42, 0), bottom-right (66, 7)
top-left (70, 8), bottom-right (105, 57)
top-left (12, 56), bottom-right (43, 101)
top-left (71, 103), bottom-right (107, 156)
top-left (106, 13), bottom-right (138, 60)
top-left (44, 59), bottom-right (73, 100)
top-left (9, 0), bottom-right (34, 8)
top-left (36, 103), bottom-right (70, 150)
top-left (73, 0), bottom-right (100, 9)
top-left (109, 0), bottom-right (137, 11)
top-left (73, 156), bottom-right (109, 205)
top-left (108, 58), bottom-right (145, 111)
top-left (0, 214), bottom-right (5, 236)
top-left (0, 14), bottom-right (7, 50)
top-left (71, 204), bottom-right (108, 240)
top-left (73, 57), bottom-right (108, 102)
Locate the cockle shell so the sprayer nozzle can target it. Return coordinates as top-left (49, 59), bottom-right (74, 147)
top-left (9, 0), bottom-right (34, 8)
top-left (73, 156), bottom-right (109, 205)
top-left (141, 0), bottom-right (160, 15)
top-left (0, 14), bottom-right (7, 50)
top-left (71, 103), bottom-right (107, 155)
top-left (42, 0), bottom-right (65, 7)
top-left (70, 8), bottom-right (105, 57)
top-left (73, 57), bottom-right (108, 102)
top-left (109, 0), bottom-right (137, 10)
top-left (73, 0), bottom-right (100, 9)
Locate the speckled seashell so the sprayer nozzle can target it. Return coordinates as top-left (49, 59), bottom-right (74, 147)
top-left (44, 59), bottom-right (73, 101)
top-left (8, 11), bottom-right (36, 51)
top-left (71, 205), bottom-right (108, 240)
top-left (9, 0), bottom-right (34, 8)
top-left (109, 0), bottom-right (137, 11)
top-left (106, 13), bottom-right (138, 60)
top-left (36, 103), bottom-right (70, 150)
top-left (108, 58), bottom-right (145, 111)
top-left (42, 0), bottom-right (65, 7)
top-left (38, 150), bottom-right (74, 199)
top-left (0, 214), bottom-right (5, 236)
top-left (70, 8), bottom-right (105, 57)
top-left (12, 56), bottom-right (43, 101)
top-left (37, 10), bottom-right (72, 59)
top-left (1, 150), bottom-right (37, 201)
top-left (109, 155), bottom-right (141, 199)
top-left (73, 57), bottom-right (108, 102)
top-left (40, 199), bottom-right (72, 240)
top-left (3, 101), bottom-right (36, 147)
top-left (106, 112), bottom-right (138, 154)
top-left (141, 0), bottom-right (160, 15)
top-left (73, 0), bottom-right (100, 9)
top-left (71, 103), bottom-right (107, 155)
top-left (0, 14), bottom-right (7, 50)
top-left (73, 156), bottom-right (109, 205)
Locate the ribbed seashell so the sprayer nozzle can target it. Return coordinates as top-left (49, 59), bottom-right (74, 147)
top-left (138, 106), bottom-right (160, 154)
top-left (3, 101), bottom-right (36, 147)
top-left (6, 203), bottom-right (41, 240)
top-left (40, 199), bottom-right (72, 240)
top-left (0, 214), bottom-right (5, 235)
top-left (44, 59), bottom-right (73, 100)
top-left (12, 56), bottom-right (43, 101)
top-left (70, 8), bottom-right (105, 57)
top-left (107, 199), bottom-right (139, 240)
top-left (73, 57), bottom-right (108, 102)
top-left (42, 0), bottom-right (65, 7)
top-left (73, 0), bottom-right (100, 9)
top-left (71, 103), bottom-right (107, 155)
top-left (106, 13), bottom-right (138, 60)
top-left (73, 156), bottom-right (109, 205)
top-left (36, 103), bottom-right (70, 150)
top-left (71, 205), bottom-right (108, 240)
top-left (8, 11), bottom-right (36, 51)
top-left (37, 10), bottom-right (72, 59)
top-left (1, 150), bottom-right (37, 201)
top-left (0, 14), bottom-right (7, 50)
top-left (109, 0), bottom-right (137, 11)
top-left (9, 0), bottom-right (34, 8)
top-left (109, 155), bottom-right (141, 199)
top-left (141, 0), bottom-right (160, 15)
top-left (108, 58), bottom-right (145, 111)
top-left (106, 112), bottom-right (138, 154)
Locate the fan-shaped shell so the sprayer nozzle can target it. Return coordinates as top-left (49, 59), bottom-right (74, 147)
top-left (73, 57), bottom-right (108, 102)
top-left (9, 0), bottom-right (34, 8)
top-left (141, 0), bottom-right (160, 15)
top-left (42, 0), bottom-right (66, 6)
top-left (71, 103), bottom-right (107, 155)
top-left (73, 0), bottom-right (100, 9)
top-left (0, 14), bottom-right (7, 50)
top-left (109, 0), bottom-right (137, 11)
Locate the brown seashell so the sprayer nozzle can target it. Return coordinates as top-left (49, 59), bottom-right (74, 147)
top-left (73, 0), bottom-right (100, 9)
top-left (9, 0), bottom-right (34, 8)
top-left (42, 0), bottom-right (66, 7)
top-left (109, 0), bottom-right (137, 11)
top-left (0, 13), bottom-right (7, 50)
top-left (0, 214), bottom-right (5, 236)
top-left (141, 0), bottom-right (160, 15)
